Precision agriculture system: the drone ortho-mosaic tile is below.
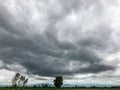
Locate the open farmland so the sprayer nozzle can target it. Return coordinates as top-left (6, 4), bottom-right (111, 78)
top-left (0, 88), bottom-right (120, 90)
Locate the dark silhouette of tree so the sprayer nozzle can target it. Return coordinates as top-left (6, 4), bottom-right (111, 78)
top-left (12, 73), bottom-right (21, 89)
top-left (12, 73), bottom-right (28, 90)
top-left (54, 76), bottom-right (63, 88)
top-left (75, 85), bottom-right (78, 88)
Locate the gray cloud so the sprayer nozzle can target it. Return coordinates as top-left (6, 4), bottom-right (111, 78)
top-left (0, 0), bottom-right (118, 79)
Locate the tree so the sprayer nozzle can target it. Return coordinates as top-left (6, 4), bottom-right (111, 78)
top-left (54, 76), bottom-right (63, 88)
top-left (12, 73), bottom-right (28, 90)
top-left (12, 73), bottom-right (21, 89)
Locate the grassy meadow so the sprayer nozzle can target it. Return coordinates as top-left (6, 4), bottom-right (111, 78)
top-left (0, 88), bottom-right (120, 90)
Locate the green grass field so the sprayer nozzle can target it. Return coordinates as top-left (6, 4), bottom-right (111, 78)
top-left (0, 88), bottom-right (120, 90)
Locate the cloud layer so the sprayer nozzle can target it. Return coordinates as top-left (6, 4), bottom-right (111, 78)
top-left (0, 0), bottom-right (120, 85)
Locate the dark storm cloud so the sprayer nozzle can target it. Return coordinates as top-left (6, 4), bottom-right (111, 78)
top-left (0, 0), bottom-right (116, 77)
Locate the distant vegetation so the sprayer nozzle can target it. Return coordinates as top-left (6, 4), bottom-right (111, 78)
top-left (1, 87), bottom-right (120, 90)
top-left (0, 73), bottom-right (119, 90)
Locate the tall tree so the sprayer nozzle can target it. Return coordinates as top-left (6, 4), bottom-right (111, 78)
top-left (12, 73), bottom-right (21, 89)
top-left (12, 73), bottom-right (28, 90)
top-left (54, 76), bottom-right (63, 88)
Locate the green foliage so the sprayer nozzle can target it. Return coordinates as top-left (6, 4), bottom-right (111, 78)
top-left (54, 76), bottom-right (63, 88)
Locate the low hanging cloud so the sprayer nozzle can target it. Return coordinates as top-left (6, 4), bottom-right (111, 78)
top-left (0, 0), bottom-right (120, 79)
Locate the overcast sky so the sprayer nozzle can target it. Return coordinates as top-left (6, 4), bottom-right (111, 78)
top-left (0, 0), bottom-right (120, 86)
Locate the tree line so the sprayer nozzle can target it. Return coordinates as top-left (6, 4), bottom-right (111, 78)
top-left (12, 73), bottom-right (63, 90)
